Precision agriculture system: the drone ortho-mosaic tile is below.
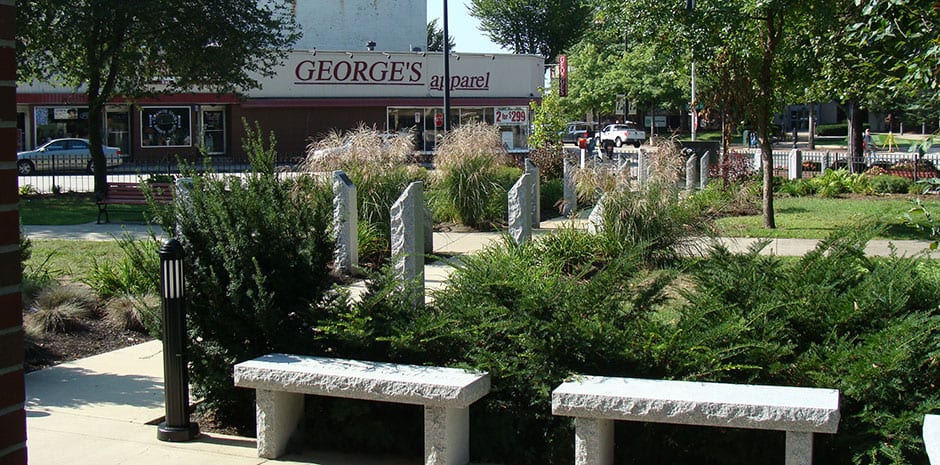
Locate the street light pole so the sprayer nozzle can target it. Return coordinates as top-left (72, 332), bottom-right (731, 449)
top-left (443, 0), bottom-right (451, 133)
top-left (687, 0), bottom-right (696, 141)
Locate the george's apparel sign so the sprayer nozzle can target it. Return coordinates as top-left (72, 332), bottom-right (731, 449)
top-left (249, 51), bottom-right (544, 99)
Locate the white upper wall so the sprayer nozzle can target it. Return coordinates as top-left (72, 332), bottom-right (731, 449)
top-left (293, 0), bottom-right (427, 52)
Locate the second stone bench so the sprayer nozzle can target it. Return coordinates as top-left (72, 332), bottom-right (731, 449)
top-left (552, 375), bottom-right (841, 465)
top-left (234, 353), bottom-right (490, 465)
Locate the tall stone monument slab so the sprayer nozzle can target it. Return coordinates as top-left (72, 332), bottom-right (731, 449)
top-left (586, 194), bottom-right (606, 235)
top-left (563, 159), bottom-right (577, 216)
top-left (788, 149), bottom-right (803, 180)
top-left (637, 149), bottom-right (649, 186)
top-left (390, 181), bottom-right (425, 307)
top-left (700, 151), bottom-right (711, 188)
top-left (685, 154), bottom-right (698, 191)
top-left (508, 173), bottom-right (533, 245)
top-left (524, 158), bottom-right (541, 228)
top-left (332, 170), bottom-right (358, 274)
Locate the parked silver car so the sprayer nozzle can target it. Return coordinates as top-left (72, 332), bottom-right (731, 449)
top-left (17, 138), bottom-right (123, 175)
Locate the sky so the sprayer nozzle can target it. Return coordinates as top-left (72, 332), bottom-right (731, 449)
top-left (427, 1), bottom-right (506, 54)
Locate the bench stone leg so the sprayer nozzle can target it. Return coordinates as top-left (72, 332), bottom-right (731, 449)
top-left (255, 389), bottom-right (304, 459)
top-left (574, 417), bottom-right (614, 465)
top-left (925, 414), bottom-right (939, 465)
top-left (424, 405), bottom-right (469, 465)
top-left (785, 431), bottom-right (813, 465)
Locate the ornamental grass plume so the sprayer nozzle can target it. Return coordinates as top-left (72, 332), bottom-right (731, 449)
top-left (432, 123), bottom-right (514, 229)
top-left (301, 125), bottom-right (414, 175)
top-left (300, 125), bottom-right (426, 228)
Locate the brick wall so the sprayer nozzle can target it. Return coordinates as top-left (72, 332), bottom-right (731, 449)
top-left (0, 0), bottom-right (27, 463)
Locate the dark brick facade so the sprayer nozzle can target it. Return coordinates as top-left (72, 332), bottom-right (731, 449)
top-left (0, 1), bottom-right (27, 463)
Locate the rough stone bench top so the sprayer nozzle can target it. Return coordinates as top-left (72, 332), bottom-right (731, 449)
top-left (234, 354), bottom-right (490, 408)
top-left (552, 376), bottom-right (840, 434)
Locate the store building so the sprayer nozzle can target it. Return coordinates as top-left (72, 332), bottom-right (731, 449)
top-left (16, 50), bottom-right (543, 162)
top-left (16, 0), bottom-right (545, 162)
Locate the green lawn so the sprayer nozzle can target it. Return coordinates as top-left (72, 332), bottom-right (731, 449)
top-left (19, 193), bottom-right (154, 225)
top-left (24, 239), bottom-right (125, 279)
top-left (716, 195), bottom-right (940, 239)
top-left (19, 191), bottom-right (940, 242)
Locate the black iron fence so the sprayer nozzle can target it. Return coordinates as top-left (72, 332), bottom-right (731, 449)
top-left (16, 156), bottom-right (303, 194)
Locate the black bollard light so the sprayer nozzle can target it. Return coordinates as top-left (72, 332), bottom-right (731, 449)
top-left (157, 238), bottom-right (199, 442)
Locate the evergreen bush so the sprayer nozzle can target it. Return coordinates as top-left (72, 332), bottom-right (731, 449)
top-left (315, 220), bottom-right (940, 464)
top-left (156, 129), bottom-right (337, 427)
top-left (870, 175), bottom-right (912, 194)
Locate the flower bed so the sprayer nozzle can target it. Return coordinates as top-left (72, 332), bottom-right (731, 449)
top-left (887, 169), bottom-right (939, 180)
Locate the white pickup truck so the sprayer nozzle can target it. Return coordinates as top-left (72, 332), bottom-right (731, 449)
top-left (599, 122), bottom-right (646, 148)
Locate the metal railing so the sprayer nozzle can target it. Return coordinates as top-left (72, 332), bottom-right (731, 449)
top-left (17, 155), bottom-right (303, 194)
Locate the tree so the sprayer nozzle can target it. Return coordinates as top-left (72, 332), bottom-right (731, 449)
top-left (427, 18), bottom-right (456, 52)
top-left (468, 0), bottom-right (590, 62)
top-left (850, 0), bottom-right (940, 103)
top-left (16, 0), bottom-right (301, 198)
top-left (847, 0), bottom-right (940, 149)
top-left (607, 0), bottom-right (831, 228)
top-left (529, 87), bottom-right (567, 149)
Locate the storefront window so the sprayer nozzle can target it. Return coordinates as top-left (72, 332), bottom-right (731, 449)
top-left (387, 106), bottom-right (523, 152)
top-left (106, 109), bottom-right (130, 155)
top-left (387, 107), bottom-right (425, 151)
top-left (34, 107), bottom-right (89, 144)
top-left (495, 106), bottom-right (530, 151)
top-left (202, 110), bottom-right (225, 154)
top-left (141, 107), bottom-right (191, 147)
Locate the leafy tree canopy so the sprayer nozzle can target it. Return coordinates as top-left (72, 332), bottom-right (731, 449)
top-left (17, 0), bottom-right (301, 95)
top-left (468, 0), bottom-right (591, 62)
top-left (16, 0), bottom-right (301, 196)
top-left (849, 0), bottom-right (940, 103)
top-left (427, 18), bottom-right (457, 52)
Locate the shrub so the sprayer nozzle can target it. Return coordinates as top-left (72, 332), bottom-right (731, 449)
top-left (870, 175), bottom-right (912, 194)
top-left (481, 166), bottom-right (522, 227)
top-left (783, 169), bottom-right (874, 197)
top-left (318, 231), bottom-right (674, 463)
top-left (155, 128), bottom-right (337, 425)
top-left (525, 145), bottom-right (565, 180)
top-left (104, 294), bottom-right (160, 334)
top-left (709, 151), bottom-right (758, 184)
top-left (890, 159), bottom-right (937, 172)
top-left (596, 181), bottom-right (711, 265)
top-left (816, 123), bottom-right (849, 136)
top-left (432, 123), bottom-right (514, 229)
top-left (311, 221), bottom-right (940, 464)
top-left (24, 284), bottom-right (98, 335)
top-left (686, 179), bottom-right (761, 217)
top-left (82, 233), bottom-right (161, 300)
top-left (540, 178), bottom-right (564, 216)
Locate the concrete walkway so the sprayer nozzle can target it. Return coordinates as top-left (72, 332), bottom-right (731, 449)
top-left (21, 218), bottom-right (938, 465)
top-left (25, 341), bottom-right (416, 465)
top-left (21, 218), bottom-right (939, 258)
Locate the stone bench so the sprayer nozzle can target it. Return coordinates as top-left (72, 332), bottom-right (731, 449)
top-left (552, 376), bottom-right (840, 465)
top-left (234, 353), bottom-right (490, 465)
top-left (926, 414), bottom-right (939, 465)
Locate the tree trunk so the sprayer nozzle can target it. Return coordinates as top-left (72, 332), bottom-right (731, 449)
top-left (808, 103), bottom-right (816, 150)
top-left (847, 102), bottom-right (862, 173)
top-left (88, 97), bottom-right (107, 201)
